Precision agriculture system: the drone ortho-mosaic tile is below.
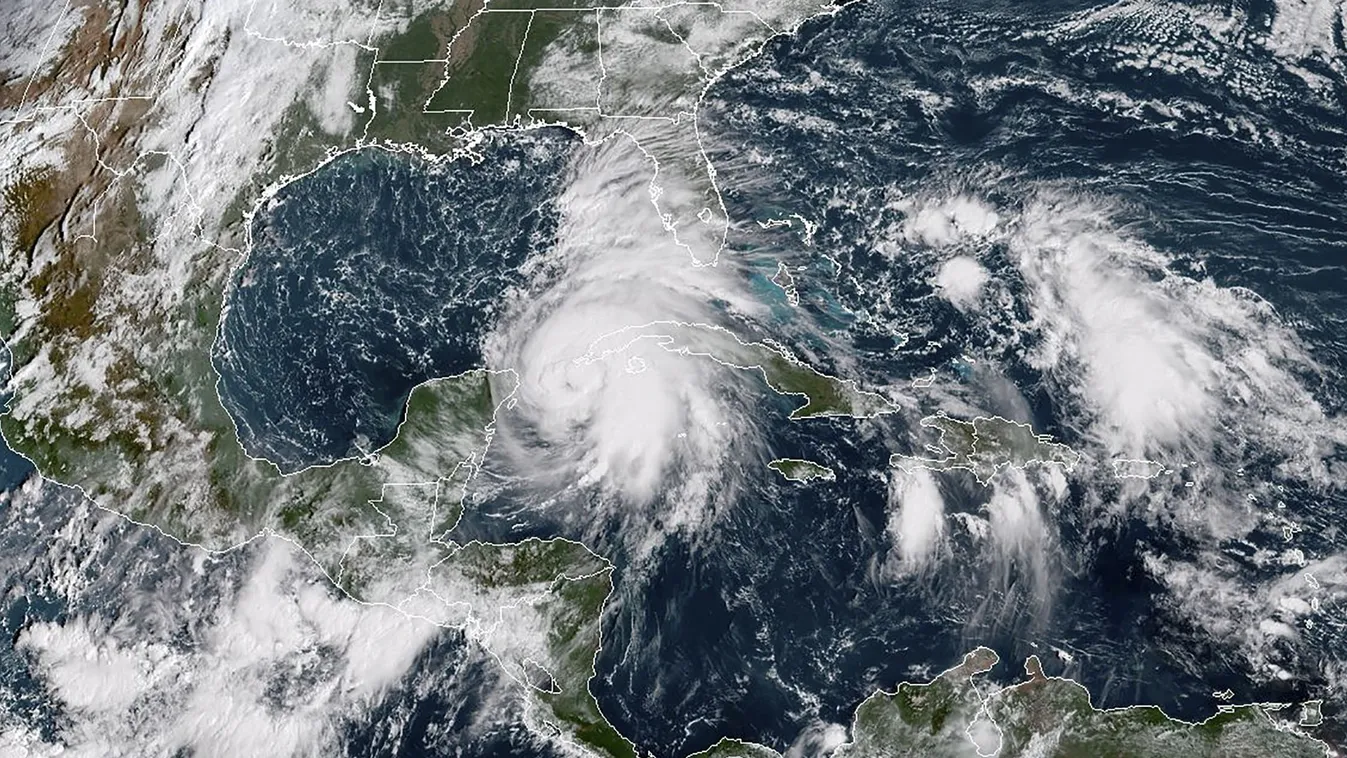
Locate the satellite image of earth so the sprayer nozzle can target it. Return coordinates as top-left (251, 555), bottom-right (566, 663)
top-left (1, 0), bottom-right (1346, 755)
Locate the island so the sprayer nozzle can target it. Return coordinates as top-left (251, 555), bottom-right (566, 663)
top-left (1110, 458), bottom-right (1168, 479)
top-left (0, 1), bottom-right (1329, 756)
top-left (768, 457), bottom-right (836, 483)
top-left (891, 414), bottom-right (1081, 485)
top-left (579, 320), bottom-right (898, 419)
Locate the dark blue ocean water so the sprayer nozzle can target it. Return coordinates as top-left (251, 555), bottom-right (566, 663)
top-left (342, 631), bottom-right (567, 758)
top-left (211, 0), bottom-right (1346, 752)
top-left (0, 350), bottom-right (33, 491)
top-left (4, 0), bottom-right (1344, 754)
top-left (214, 133), bottom-right (574, 471)
top-left (633, 0), bottom-right (1347, 751)
top-left (0, 349), bottom-right (50, 740)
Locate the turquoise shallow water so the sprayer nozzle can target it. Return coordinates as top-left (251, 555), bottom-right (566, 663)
top-left (0, 0), bottom-right (1344, 754)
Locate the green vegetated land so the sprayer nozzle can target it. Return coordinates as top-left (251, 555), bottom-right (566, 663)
top-left (0, 25), bottom-right (886, 754)
top-left (836, 648), bottom-right (1001, 758)
top-left (754, 349), bottom-right (895, 419)
top-left (700, 649), bottom-right (1327, 758)
top-left (450, 539), bottom-right (638, 758)
top-left (892, 413), bottom-right (1081, 483)
top-left (610, 322), bottom-right (898, 420)
top-left (363, 0), bottom-right (769, 140)
top-left (5, 7), bottom-right (1324, 758)
top-left (989, 657), bottom-right (1324, 758)
top-left (687, 738), bottom-right (785, 758)
top-left (767, 458), bottom-right (835, 483)
top-left (575, 321), bottom-right (898, 426)
top-left (425, 10), bottom-right (534, 123)
top-left (365, 0), bottom-right (606, 141)
top-left (8, 362), bottom-right (632, 758)
top-left (222, 375), bottom-right (639, 758)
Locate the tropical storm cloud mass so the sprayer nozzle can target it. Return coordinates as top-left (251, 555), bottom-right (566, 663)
top-left (1, 0), bottom-right (1345, 756)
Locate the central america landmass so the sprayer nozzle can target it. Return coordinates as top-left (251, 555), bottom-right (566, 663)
top-left (0, 0), bottom-right (1333, 755)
